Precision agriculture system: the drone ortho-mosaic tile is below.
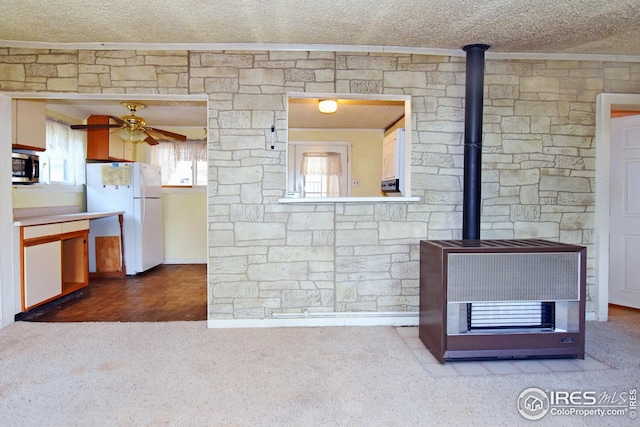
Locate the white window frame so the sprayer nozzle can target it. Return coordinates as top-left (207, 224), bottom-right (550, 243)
top-left (288, 141), bottom-right (351, 198)
top-left (41, 118), bottom-right (86, 186)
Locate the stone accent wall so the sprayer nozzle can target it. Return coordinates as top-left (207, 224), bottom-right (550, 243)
top-left (2, 47), bottom-right (640, 318)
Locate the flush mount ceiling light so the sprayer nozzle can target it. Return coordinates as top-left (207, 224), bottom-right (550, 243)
top-left (318, 99), bottom-right (338, 114)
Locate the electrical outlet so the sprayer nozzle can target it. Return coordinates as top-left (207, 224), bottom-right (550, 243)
top-left (352, 178), bottom-right (360, 187)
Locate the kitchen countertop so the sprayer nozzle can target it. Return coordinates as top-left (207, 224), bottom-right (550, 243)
top-left (13, 211), bottom-right (125, 227)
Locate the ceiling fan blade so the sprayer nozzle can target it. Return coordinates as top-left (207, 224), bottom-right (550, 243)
top-left (70, 123), bottom-right (121, 130)
top-left (108, 127), bottom-right (125, 137)
top-left (145, 127), bottom-right (187, 141)
top-left (72, 114), bottom-right (125, 130)
top-left (144, 134), bottom-right (159, 145)
top-left (109, 115), bottom-right (125, 126)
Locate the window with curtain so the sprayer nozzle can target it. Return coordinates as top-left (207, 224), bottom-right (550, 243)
top-left (41, 118), bottom-right (86, 185)
top-left (288, 142), bottom-right (350, 198)
top-left (149, 140), bottom-right (207, 186)
top-left (300, 152), bottom-right (342, 197)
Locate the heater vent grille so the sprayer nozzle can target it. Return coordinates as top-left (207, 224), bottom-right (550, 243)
top-left (447, 252), bottom-right (579, 302)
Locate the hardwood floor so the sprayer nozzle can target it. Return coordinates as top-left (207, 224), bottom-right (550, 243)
top-left (608, 303), bottom-right (640, 318)
top-left (19, 264), bottom-right (207, 322)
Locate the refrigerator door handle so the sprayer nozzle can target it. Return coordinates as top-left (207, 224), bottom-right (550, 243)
top-left (139, 165), bottom-right (146, 199)
top-left (140, 198), bottom-right (145, 233)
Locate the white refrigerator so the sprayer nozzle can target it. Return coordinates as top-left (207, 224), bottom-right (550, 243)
top-left (86, 162), bottom-right (164, 275)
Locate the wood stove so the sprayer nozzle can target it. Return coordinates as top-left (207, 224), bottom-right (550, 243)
top-left (419, 239), bottom-right (586, 363)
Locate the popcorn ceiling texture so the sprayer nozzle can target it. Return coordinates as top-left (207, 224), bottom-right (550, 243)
top-left (1, 1), bottom-right (640, 56)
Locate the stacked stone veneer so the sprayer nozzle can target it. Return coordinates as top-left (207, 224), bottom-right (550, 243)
top-left (2, 48), bottom-right (640, 319)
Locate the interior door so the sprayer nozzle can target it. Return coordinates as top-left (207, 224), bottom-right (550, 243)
top-left (610, 114), bottom-right (640, 308)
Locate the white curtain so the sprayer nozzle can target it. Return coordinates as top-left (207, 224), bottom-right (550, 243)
top-left (149, 140), bottom-right (207, 183)
top-left (301, 152), bottom-right (342, 197)
top-left (173, 140), bottom-right (207, 162)
top-left (43, 118), bottom-right (86, 185)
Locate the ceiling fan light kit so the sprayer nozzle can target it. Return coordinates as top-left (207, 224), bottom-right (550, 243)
top-left (119, 127), bottom-right (148, 143)
top-left (119, 103), bottom-right (149, 142)
top-left (70, 102), bottom-right (188, 145)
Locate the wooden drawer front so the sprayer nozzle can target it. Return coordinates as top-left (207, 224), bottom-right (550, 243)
top-left (61, 220), bottom-right (89, 233)
top-left (23, 223), bottom-right (63, 240)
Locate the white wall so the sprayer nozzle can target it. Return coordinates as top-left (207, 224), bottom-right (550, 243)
top-left (162, 189), bottom-right (207, 263)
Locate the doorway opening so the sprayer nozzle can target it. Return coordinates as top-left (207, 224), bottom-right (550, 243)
top-left (5, 93), bottom-right (209, 323)
top-left (595, 93), bottom-right (640, 321)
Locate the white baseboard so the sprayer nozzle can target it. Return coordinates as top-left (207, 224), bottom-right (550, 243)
top-left (208, 309), bottom-right (600, 328)
top-left (207, 312), bottom-right (420, 328)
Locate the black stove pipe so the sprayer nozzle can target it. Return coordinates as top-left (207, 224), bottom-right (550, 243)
top-left (462, 44), bottom-right (490, 240)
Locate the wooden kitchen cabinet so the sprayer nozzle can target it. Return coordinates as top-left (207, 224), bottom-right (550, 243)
top-left (86, 115), bottom-right (135, 161)
top-left (20, 220), bottom-right (89, 311)
top-left (12, 99), bottom-right (47, 151)
top-left (61, 231), bottom-right (89, 294)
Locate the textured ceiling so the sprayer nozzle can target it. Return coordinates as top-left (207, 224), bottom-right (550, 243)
top-left (1, 0), bottom-right (640, 57)
top-left (289, 98), bottom-right (405, 130)
top-left (9, 1), bottom-right (640, 129)
top-left (46, 99), bottom-right (208, 127)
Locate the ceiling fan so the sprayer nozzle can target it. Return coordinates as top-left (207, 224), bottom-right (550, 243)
top-left (70, 103), bottom-right (187, 145)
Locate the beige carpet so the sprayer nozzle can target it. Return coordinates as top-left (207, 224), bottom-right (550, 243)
top-left (0, 316), bottom-right (637, 426)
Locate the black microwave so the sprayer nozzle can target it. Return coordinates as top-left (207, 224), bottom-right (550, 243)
top-left (12, 152), bottom-right (40, 184)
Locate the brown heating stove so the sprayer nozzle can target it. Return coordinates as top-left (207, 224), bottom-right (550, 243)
top-left (419, 239), bottom-right (586, 363)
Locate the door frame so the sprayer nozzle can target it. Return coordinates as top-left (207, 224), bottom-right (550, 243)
top-left (595, 93), bottom-right (640, 321)
top-left (0, 92), bottom-right (210, 329)
top-left (0, 94), bottom-right (15, 328)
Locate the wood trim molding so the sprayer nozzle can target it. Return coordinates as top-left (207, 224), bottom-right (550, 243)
top-left (611, 110), bottom-right (640, 118)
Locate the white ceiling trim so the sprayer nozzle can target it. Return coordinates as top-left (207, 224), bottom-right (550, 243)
top-left (2, 40), bottom-right (639, 63)
top-left (287, 92), bottom-right (411, 102)
top-left (1, 92), bottom-right (209, 102)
